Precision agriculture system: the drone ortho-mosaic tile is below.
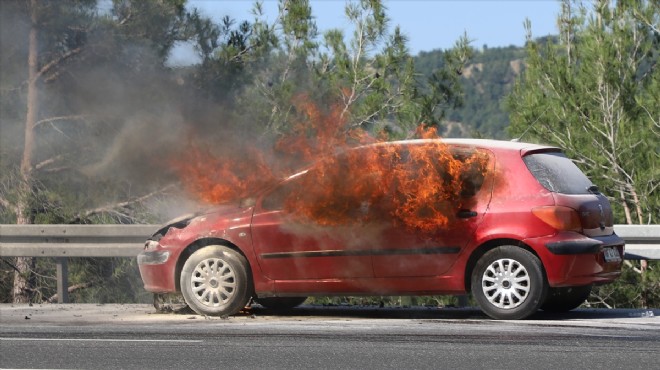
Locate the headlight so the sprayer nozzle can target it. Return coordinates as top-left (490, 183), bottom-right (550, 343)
top-left (144, 240), bottom-right (160, 251)
top-left (137, 250), bottom-right (170, 265)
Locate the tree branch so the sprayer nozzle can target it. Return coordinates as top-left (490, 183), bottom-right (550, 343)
top-left (34, 47), bottom-right (83, 82)
top-left (46, 282), bottom-right (93, 303)
top-left (34, 154), bottom-right (65, 171)
top-left (34, 115), bottom-right (87, 129)
top-left (76, 184), bottom-right (176, 221)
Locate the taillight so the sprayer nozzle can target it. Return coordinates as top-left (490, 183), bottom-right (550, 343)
top-left (532, 206), bottom-right (582, 232)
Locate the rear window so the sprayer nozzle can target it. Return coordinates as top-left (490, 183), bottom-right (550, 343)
top-left (523, 152), bottom-right (593, 194)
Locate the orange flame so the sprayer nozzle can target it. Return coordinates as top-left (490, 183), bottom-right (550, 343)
top-left (170, 95), bottom-right (491, 234)
top-left (169, 141), bottom-right (278, 204)
top-left (284, 140), bottom-right (489, 233)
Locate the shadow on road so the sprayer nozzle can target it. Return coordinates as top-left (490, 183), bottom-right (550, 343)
top-left (530, 308), bottom-right (658, 321)
top-left (180, 304), bottom-right (659, 321)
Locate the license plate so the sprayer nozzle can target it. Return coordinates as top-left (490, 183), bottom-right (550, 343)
top-left (603, 247), bottom-right (621, 262)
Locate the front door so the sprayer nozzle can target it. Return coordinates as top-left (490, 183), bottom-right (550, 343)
top-left (250, 170), bottom-right (374, 280)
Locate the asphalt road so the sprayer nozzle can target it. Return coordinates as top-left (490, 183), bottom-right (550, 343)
top-left (1, 304), bottom-right (659, 369)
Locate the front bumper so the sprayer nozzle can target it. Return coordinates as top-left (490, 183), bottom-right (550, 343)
top-left (137, 242), bottom-right (179, 293)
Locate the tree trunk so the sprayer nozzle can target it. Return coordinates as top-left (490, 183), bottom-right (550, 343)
top-left (13, 0), bottom-right (39, 304)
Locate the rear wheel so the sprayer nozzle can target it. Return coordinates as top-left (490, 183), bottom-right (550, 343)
top-left (471, 246), bottom-right (547, 320)
top-left (180, 245), bottom-right (251, 316)
top-left (541, 285), bottom-right (592, 312)
top-left (254, 297), bottom-right (308, 311)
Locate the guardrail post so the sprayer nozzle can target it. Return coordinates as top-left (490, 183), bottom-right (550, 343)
top-left (55, 257), bottom-right (69, 303)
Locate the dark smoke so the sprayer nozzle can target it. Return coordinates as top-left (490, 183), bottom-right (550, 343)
top-left (0, 2), bottom-right (273, 222)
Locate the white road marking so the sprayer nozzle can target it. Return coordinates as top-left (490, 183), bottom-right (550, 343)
top-left (0, 337), bottom-right (202, 343)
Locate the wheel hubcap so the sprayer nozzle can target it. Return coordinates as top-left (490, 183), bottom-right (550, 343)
top-left (190, 257), bottom-right (236, 307)
top-left (481, 258), bottom-right (530, 309)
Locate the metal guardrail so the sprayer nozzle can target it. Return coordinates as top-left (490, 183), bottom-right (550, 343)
top-left (0, 224), bottom-right (157, 303)
top-left (612, 225), bottom-right (660, 260)
top-left (1, 224), bottom-right (659, 303)
top-left (0, 224), bottom-right (156, 257)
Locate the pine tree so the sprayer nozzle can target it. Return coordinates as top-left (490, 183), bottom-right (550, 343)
top-left (508, 0), bottom-right (659, 225)
top-left (0, 0), bottom-right (194, 303)
top-left (507, 0), bottom-right (659, 308)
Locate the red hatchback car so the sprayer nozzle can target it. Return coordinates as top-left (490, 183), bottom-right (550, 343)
top-left (138, 139), bottom-right (624, 320)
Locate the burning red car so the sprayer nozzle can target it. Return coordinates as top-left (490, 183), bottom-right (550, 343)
top-left (138, 139), bottom-right (624, 320)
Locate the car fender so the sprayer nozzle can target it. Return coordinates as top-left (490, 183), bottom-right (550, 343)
top-left (160, 207), bottom-right (273, 293)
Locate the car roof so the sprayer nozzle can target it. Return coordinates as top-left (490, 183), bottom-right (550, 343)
top-left (370, 138), bottom-right (559, 155)
top-left (281, 139), bottom-right (559, 183)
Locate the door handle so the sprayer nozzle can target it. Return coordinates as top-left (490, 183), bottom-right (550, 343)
top-left (457, 210), bottom-right (478, 219)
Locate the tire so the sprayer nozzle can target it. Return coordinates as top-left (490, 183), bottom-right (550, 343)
top-left (180, 245), bottom-right (251, 316)
top-left (471, 246), bottom-right (547, 320)
top-left (541, 285), bottom-right (592, 312)
top-left (254, 297), bottom-right (308, 311)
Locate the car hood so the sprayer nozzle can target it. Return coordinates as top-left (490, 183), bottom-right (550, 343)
top-left (199, 203), bottom-right (256, 223)
top-left (180, 204), bottom-right (255, 238)
top-left (151, 202), bottom-right (255, 240)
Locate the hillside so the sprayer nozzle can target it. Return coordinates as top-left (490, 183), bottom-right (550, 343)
top-left (414, 44), bottom-right (528, 139)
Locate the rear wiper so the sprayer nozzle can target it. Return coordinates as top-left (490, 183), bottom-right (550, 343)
top-left (587, 185), bottom-right (600, 194)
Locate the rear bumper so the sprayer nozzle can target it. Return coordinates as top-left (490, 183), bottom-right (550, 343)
top-left (524, 232), bottom-right (625, 287)
top-left (546, 234), bottom-right (624, 255)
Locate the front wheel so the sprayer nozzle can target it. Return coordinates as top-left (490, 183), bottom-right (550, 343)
top-left (471, 246), bottom-right (547, 320)
top-left (180, 245), bottom-right (251, 316)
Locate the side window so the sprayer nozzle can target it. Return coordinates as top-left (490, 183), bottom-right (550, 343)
top-left (394, 144), bottom-right (490, 199)
top-left (259, 145), bottom-right (491, 214)
top-left (259, 150), bottom-right (376, 216)
top-left (453, 148), bottom-right (490, 199)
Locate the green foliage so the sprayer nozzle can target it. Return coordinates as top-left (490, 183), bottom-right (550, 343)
top-left (415, 44), bottom-right (527, 138)
top-left (202, 0), bottom-right (472, 138)
top-left (0, 257), bottom-right (149, 304)
top-left (67, 258), bottom-right (151, 303)
top-left (1, 0), bottom-right (196, 224)
top-left (589, 262), bottom-right (660, 309)
top-left (506, 0), bottom-right (659, 309)
top-left (280, 0), bottom-right (318, 56)
top-left (507, 0), bottom-right (659, 225)
top-left (111, 0), bottom-right (188, 59)
top-left (0, 257), bottom-right (52, 304)
top-left (0, 0), bottom-right (201, 303)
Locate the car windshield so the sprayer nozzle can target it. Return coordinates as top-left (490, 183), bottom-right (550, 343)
top-left (523, 152), bottom-right (594, 194)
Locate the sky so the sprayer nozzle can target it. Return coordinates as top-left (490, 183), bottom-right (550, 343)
top-left (185, 0), bottom-right (562, 54)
